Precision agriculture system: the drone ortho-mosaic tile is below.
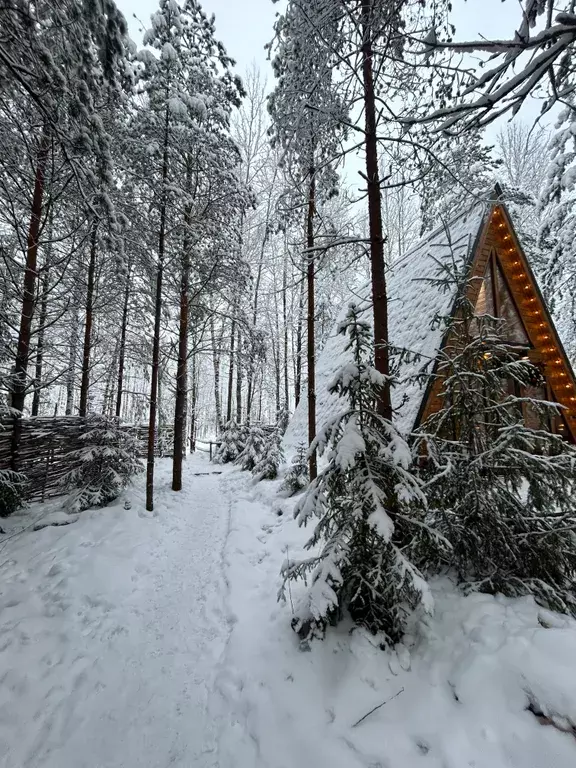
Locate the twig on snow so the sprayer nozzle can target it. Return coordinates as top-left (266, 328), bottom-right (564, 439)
top-left (352, 688), bottom-right (405, 728)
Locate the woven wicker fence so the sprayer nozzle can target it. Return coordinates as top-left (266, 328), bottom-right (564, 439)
top-left (0, 417), bottom-right (174, 502)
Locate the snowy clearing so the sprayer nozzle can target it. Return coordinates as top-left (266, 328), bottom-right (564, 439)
top-left (1, 455), bottom-right (576, 768)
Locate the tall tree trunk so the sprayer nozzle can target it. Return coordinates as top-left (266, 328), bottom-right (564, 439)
top-left (294, 256), bottom-right (304, 408)
top-left (210, 315), bottom-right (222, 431)
top-left (11, 134), bottom-right (49, 415)
top-left (10, 134), bottom-right (49, 468)
top-left (246, 238), bottom-right (267, 422)
top-left (189, 347), bottom-right (197, 452)
top-left (236, 326), bottom-right (242, 423)
top-left (282, 247), bottom-right (289, 410)
top-left (361, 2), bottom-right (392, 420)
top-left (272, 335), bottom-right (281, 417)
top-left (158, 358), bottom-right (165, 429)
top-left (272, 269), bottom-right (281, 417)
top-left (226, 310), bottom-right (236, 422)
top-left (102, 338), bottom-right (119, 416)
top-left (79, 223), bottom-right (98, 417)
top-left (65, 304), bottom-right (79, 415)
top-left (115, 263), bottom-right (132, 419)
top-left (306, 169), bottom-right (317, 481)
top-left (258, 371), bottom-right (264, 422)
top-left (146, 105), bottom-right (170, 512)
top-left (31, 264), bottom-right (49, 416)
top-left (172, 194), bottom-right (192, 492)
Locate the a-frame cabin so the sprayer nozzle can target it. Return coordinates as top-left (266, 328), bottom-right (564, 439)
top-left (283, 190), bottom-right (576, 450)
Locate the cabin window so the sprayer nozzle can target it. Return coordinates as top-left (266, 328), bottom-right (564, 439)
top-left (474, 252), bottom-right (529, 346)
top-left (494, 262), bottom-right (529, 345)
top-left (474, 260), bottom-right (496, 317)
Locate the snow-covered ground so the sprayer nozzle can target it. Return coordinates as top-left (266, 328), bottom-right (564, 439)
top-left (1, 454), bottom-right (576, 767)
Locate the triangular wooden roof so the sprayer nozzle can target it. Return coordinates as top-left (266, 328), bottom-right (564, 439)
top-left (283, 192), bottom-right (576, 450)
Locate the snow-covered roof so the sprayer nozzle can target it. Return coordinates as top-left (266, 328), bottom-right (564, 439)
top-left (284, 199), bottom-right (491, 452)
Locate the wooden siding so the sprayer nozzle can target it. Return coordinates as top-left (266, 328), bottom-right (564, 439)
top-left (417, 203), bottom-right (576, 442)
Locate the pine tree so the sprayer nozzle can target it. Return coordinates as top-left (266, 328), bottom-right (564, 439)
top-left (252, 426), bottom-right (285, 482)
top-left (280, 442), bottom-right (309, 496)
top-left (235, 423), bottom-right (266, 472)
top-left (0, 469), bottom-right (27, 518)
top-left (276, 405), bottom-right (290, 436)
top-left (417, 297), bottom-right (576, 616)
top-left (213, 419), bottom-right (245, 464)
top-left (61, 416), bottom-right (143, 513)
top-left (269, 0), bottom-right (347, 480)
top-left (0, 365), bottom-right (26, 516)
top-left (2, 1), bottom-right (130, 422)
top-left (271, 0), bottom-right (455, 427)
top-left (280, 304), bottom-right (438, 646)
top-left (135, 0), bottom-right (247, 503)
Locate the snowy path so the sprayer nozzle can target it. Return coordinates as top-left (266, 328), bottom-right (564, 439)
top-left (0, 455), bottom-right (235, 768)
top-left (3, 454), bottom-right (576, 768)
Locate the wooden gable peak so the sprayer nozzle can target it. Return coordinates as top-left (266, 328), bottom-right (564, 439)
top-left (419, 201), bottom-right (576, 442)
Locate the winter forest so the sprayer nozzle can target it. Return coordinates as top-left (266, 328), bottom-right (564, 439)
top-left (3, 1), bottom-right (576, 766)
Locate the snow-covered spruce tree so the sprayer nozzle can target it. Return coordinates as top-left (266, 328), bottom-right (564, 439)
top-left (416, 297), bottom-right (576, 616)
top-left (276, 405), bottom-right (290, 436)
top-left (0, 384), bottom-right (27, 517)
top-left (280, 304), bottom-right (440, 645)
top-left (0, 469), bottom-right (27, 518)
top-left (280, 442), bottom-right (308, 496)
top-left (235, 424), bottom-right (266, 472)
top-left (61, 416), bottom-right (143, 513)
top-left (252, 425), bottom-right (285, 482)
top-left (213, 419), bottom-right (245, 464)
